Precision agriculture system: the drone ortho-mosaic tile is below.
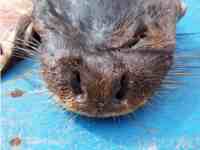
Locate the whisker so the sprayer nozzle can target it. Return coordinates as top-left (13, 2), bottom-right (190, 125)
top-left (6, 39), bottom-right (38, 51)
top-left (10, 52), bottom-right (32, 58)
top-left (14, 48), bottom-right (37, 56)
top-left (13, 46), bottom-right (39, 56)
top-left (11, 51), bottom-right (37, 60)
top-left (29, 33), bottom-right (41, 45)
top-left (4, 39), bottom-right (40, 55)
top-left (14, 40), bottom-right (40, 52)
top-left (11, 54), bottom-right (39, 63)
top-left (15, 38), bottom-right (40, 49)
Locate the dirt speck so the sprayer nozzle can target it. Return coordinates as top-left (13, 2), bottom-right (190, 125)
top-left (10, 137), bottom-right (22, 146)
top-left (10, 89), bottom-right (25, 98)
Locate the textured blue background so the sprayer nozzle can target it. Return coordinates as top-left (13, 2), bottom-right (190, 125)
top-left (1, 0), bottom-right (200, 149)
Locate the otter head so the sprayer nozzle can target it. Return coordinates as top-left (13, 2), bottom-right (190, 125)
top-left (32, 0), bottom-right (187, 117)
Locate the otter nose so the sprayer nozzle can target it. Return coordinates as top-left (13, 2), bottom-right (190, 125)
top-left (66, 50), bottom-right (172, 115)
top-left (42, 49), bottom-right (172, 117)
top-left (72, 53), bottom-right (128, 106)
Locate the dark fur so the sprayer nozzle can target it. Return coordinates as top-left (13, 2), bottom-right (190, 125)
top-left (32, 0), bottom-right (183, 117)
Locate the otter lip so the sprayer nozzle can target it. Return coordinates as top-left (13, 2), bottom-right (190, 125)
top-left (56, 94), bottom-right (150, 118)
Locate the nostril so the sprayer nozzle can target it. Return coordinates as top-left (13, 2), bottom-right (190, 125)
top-left (115, 74), bottom-right (129, 101)
top-left (134, 22), bottom-right (148, 39)
top-left (70, 71), bottom-right (83, 95)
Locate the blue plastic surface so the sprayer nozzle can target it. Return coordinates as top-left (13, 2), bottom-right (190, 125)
top-left (1, 0), bottom-right (200, 149)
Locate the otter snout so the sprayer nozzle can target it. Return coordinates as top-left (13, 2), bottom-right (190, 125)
top-left (41, 48), bottom-right (173, 117)
top-left (34, 0), bottom-right (186, 117)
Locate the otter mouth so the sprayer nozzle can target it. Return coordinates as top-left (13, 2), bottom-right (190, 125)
top-left (54, 92), bottom-right (150, 118)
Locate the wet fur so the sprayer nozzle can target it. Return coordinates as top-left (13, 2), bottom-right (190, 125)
top-left (28, 0), bottom-right (188, 117)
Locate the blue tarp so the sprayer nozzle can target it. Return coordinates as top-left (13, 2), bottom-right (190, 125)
top-left (1, 0), bottom-right (200, 149)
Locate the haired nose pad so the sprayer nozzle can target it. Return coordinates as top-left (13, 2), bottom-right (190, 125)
top-left (112, 74), bottom-right (129, 104)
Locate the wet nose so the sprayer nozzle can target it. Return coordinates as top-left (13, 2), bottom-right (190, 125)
top-left (68, 49), bottom-right (172, 112)
top-left (70, 53), bottom-right (128, 106)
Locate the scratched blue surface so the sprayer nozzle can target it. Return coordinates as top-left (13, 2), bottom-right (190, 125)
top-left (1, 0), bottom-right (200, 149)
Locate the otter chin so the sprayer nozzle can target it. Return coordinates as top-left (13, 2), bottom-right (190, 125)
top-left (32, 0), bottom-right (187, 117)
